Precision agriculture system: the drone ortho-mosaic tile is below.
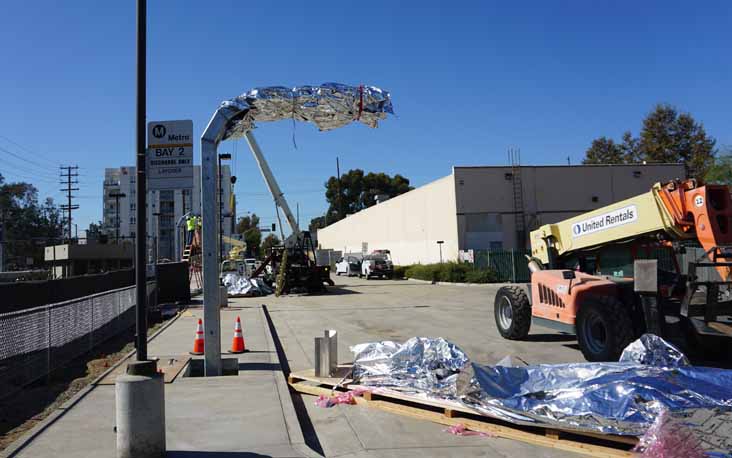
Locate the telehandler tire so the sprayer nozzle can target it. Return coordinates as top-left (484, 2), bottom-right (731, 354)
top-left (576, 296), bottom-right (634, 362)
top-left (494, 286), bottom-right (532, 340)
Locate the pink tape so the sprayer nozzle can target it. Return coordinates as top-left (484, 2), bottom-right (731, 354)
top-left (444, 424), bottom-right (494, 437)
top-left (314, 388), bottom-right (370, 408)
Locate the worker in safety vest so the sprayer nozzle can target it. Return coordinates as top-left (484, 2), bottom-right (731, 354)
top-left (186, 216), bottom-right (196, 244)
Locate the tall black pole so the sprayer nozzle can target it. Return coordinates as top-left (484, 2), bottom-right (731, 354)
top-left (336, 156), bottom-right (342, 220)
top-left (135, 0), bottom-right (148, 362)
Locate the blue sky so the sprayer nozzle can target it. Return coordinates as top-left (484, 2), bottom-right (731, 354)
top-left (1, 1), bottom-right (730, 232)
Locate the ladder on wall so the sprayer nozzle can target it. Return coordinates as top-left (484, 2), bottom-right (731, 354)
top-left (509, 148), bottom-right (527, 248)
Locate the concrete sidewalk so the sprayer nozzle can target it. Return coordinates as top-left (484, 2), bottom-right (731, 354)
top-left (3, 304), bottom-right (312, 458)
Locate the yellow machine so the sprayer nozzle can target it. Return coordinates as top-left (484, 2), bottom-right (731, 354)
top-left (495, 179), bottom-right (732, 362)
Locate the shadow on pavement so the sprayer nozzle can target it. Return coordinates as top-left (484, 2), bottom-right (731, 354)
top-left (523, 333), bottom-right (576, 342)
top-left (261, 305), bottom-right (324, 457)
top-left (168, 452), bottom-right (274, 457)
top-left (237, 362), bottom-right (281, 372)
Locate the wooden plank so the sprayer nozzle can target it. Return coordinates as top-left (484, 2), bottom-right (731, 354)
top-left (709, 321), bottom-right (732, 337)
top-left (97, 355), bottom-right (190, 385)
top-left (289, 381), bottom-right (633, 458)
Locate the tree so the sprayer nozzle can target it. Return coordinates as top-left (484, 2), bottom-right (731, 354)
top-left (261, 233), bottom-right (281, 255)
top-left (583, 137), bottom-right (624, 164)
top-left (235, 213), bottom-right (261, 257)
top-left (582, 104), bottom-right (717, 179)
top-left (705, 148), bottom-right (732, 186)
top-left (314, 169), bottom-right (414, 228)
top-left (0, 174), bottom-right (64, 268)
top-left (309, 215), bottom-right (327, 232)
top-left (640, 105), bottom-right (716, 178)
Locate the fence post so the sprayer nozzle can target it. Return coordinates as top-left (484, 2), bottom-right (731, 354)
top-left (117, 289), bottom-right (121, 333)
top-left (511, 249), bottom-right (516, 283)
top-left (90, 298), bottom-right (94, 353)
top-left (47, 305), bottom-right (52, 383)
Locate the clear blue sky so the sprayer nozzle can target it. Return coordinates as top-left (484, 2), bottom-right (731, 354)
top-left (1, 1), bottom-right (730, 232)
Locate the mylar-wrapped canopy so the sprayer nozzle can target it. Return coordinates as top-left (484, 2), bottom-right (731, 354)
top-left (220, 83), bottom-right (393, 140)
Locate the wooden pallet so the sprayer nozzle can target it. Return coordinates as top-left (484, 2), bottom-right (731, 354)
top-left (288, 367), bottom-right (638, 458)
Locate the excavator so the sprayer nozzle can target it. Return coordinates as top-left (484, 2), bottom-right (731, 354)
top-left (495, 179), bottom-right (732, 362)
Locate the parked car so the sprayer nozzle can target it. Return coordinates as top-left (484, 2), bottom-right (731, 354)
top-left (336, 255), bottom-right (362, 276)
top-left (361, 254), bottom-right (393, 279)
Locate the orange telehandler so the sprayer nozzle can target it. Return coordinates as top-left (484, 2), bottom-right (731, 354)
top-left (495, 179), bottom-right (732, 362)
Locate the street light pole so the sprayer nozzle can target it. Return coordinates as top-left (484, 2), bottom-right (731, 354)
top-left (116, 2), bottom-right (165, 458)
top-left (134, 0), bottom-right (148, 363)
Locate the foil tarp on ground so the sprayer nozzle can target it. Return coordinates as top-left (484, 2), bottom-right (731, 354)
top-left (348, 335), bottom-right (732, 455)
top-left (221, 83), bottom-right (393, 140)
top-left (222, 273), bottom-right (273, 297)
top-left (350, 337), bottom-right (469, 399)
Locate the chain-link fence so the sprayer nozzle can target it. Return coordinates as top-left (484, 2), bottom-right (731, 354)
top-left (474, 249), bottom-right (532, 283)
top-left (0, 282), bottom-right (156, 400)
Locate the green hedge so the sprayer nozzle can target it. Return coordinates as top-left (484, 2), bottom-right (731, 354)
top-left (392, 265), bottom-right (408, 279)
top-left (401, 262), bottom-right (497, 284)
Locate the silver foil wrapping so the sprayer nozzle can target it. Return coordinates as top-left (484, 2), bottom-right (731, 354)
top-left (457, 335), bottom-right (732, 437)
top-left (350, 337), bottom-right (469, 399)
top-left (619, 333), bottom-right (690, 367)
top-left (222, 273), bottom-right (273, 297)
top-left (221, 83), bottom-right (393, 140)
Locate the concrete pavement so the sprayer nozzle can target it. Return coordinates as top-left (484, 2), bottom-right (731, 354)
top-left (4, 275), bottom-right (586, 457)
top-left (4, 304), bottom-right (312, 458)
top-left (249, 275), bottom-right (584, 458)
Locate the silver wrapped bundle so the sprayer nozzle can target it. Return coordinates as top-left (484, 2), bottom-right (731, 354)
top-left (350, 337), bottom-right (469, 399)
top-left (618, 333), bottom-right (690, 367)
top-left (457, 335), bottom-right (732, 436)
top-left (220, 83), bottom-right (393, 140)
top-left (222, 273), bottom-right (273, 297)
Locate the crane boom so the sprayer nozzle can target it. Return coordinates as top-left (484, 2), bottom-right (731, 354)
top-left (243, 130), bottom-right (301, 242)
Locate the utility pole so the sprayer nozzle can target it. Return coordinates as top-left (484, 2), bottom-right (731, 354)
top-left (59, 165), bottom-right (79, 243)
top-left (296, 202), bottom-right (299, 228)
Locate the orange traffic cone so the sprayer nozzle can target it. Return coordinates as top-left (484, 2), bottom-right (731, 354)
top-left (190, 318), bottom-right (204, 355)
top-left (229, 316), bottom-right (246, 354)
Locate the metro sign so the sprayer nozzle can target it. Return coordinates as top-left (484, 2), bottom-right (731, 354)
top-left (147, 120), bottom-right (194, 190)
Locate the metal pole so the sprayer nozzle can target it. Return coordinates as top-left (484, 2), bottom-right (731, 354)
top-left (218, 156), bottom-right (223, 260)
top-left (116, 195), bottom-right (121, 242)
top-left (336, 156), bottom-right (342, 220)
top-left (134, 0), bottom-right (148, 362)
top-left (0, 212), bottom-right (4, 272)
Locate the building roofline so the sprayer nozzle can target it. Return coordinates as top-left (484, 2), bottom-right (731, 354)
top-left (452, 163), bottom-right (683, 170)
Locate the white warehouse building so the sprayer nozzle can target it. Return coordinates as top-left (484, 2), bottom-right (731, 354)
top-left (316, 164), bottom-right (686, 266)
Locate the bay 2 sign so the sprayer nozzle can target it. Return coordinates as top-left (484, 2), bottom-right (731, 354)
top-left (147, 120), bottom-right (193, 190)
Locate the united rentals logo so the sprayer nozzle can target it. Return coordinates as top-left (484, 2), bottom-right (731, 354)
top-left (571, 205), bottom-right (638, 238)
top-left (152, 124), bottom-right (166, 139)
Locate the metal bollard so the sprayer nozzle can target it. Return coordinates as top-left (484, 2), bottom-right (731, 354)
top-left (314, 329), bottom-right (338, 377)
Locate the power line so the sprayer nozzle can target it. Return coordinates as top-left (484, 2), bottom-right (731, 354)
top-left (0, 134), bottom-right (61, 167)
top-left (0, 148), bottom-right (60, 180)
top-left (59, 165), bottom-right (80, 242)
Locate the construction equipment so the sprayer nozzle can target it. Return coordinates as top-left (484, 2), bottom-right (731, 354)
top-left (242, 131), bottom-right (333, 294)
top-left (495, 179), bottom-right (732, 362)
